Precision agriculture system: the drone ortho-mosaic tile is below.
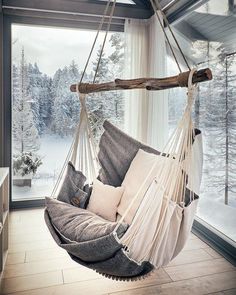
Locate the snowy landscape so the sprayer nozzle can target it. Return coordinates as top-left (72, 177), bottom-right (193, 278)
top-left (11, 25), bottom-right (236, 242)
top-left (12, 26), bottom-right (125, 201)
top-left (168, 45), bottom-right (236, 242)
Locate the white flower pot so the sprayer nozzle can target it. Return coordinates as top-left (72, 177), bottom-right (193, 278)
top-left (13, 173), bottom-right (33, 187)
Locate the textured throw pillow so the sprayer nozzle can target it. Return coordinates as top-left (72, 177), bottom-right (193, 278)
top-left (87, 179), bottom-right (124, 222)
top-left (57, 162), bottom-right (91, 208)
top-left (118, 149), bottom-right (161, 225)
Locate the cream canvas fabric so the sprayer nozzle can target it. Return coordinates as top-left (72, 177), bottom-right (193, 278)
top-left (88, 179), bottom-right (124, 222)
top-left (118, 149), bottom-right (174, 225)
top-left (114, 72), bottom-right (203, 267)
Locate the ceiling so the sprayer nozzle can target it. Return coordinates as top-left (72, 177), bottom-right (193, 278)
top-left (2, 0), bottom-right (204, 21)
top-left (174, 0), bottom-right (236, 60)
top-left (2, 0), bottom-right (236, 55)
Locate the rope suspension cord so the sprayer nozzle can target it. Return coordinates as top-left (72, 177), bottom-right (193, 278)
top-left (93, 0), bottom-right (117, 83)
top-left (151, 0), bottom-right (191, 72)
top-left (70, 0), bottom-right (118, 180)
top-left (70, 1), bottom-right (212, 93)
top-left (80, 0), bottom-right (112, 84)
top-left (79, 0), bottom-right (117, 86)
top-left (50, 2), bottom-right (117, 198)
top-left (149, 0), bottom-right (182, 73)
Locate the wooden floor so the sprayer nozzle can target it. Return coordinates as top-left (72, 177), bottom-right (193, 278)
top-left (0, 208), bottom-right (235, 295)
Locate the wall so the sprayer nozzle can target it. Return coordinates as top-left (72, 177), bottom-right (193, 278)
top-left (0, 0), bottom-right (3, 166)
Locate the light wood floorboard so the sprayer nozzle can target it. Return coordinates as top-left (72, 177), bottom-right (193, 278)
top-left (1, 208), bottom-right (235, 295)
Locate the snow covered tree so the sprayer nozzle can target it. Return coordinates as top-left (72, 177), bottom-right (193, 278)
top-left (27, 63), bottom-right (42, 133)
top-left (109, 33), bottom-right (124, 79)
top-left (12, 64), bottom-right (20, 104)
top-left (225, 53), bottom-right (236, 205)
top-left (92, 45), bottom-right (110, 82)
top-left (12, 48), bottom-right (40, 153)
top-left (39, 74), bottom-right (53, 130)
top-left (51, 61), bottom-right (81, 136)
top-left (27, 62), bottom-right (53, 134)
top-left (88, 34), bottom-right (125, 137)
top-left (108, 33), bottom-right (125, 127)
top-left (196, 42), bottom-right (236, 205)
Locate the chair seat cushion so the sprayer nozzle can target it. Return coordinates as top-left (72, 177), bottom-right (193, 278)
top-left (45, 197), bottom-right (128, 244)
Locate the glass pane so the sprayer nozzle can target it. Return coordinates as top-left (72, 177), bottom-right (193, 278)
top-left (197, 53), bottom-right (236, 242)
top-left (168, 0), bottom-right (236, 243)
top-left (11, 24), bottom-right (124, 201)
top-left (167, 56), bottom-right (186, 136)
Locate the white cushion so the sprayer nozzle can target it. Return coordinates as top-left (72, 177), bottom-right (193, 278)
top-left (87, 179), bottom-right (124, 222)
top-left (117, 149), bottom-right (173, 225)
top-left (117, 149), bottom-right (159, 225)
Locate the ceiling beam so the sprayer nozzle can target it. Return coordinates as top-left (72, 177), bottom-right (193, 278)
top-left (2, 0), bottom-right (153, 19)
top-left (3, 8), bottom-right (125, 26)
top-left (166, 0), bottom-right (210, 24)
top-left (3, 9), bottom-right (125, 32)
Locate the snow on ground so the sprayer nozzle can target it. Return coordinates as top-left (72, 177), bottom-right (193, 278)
top-left (13, 134), bottom-right (72, 201)
top-left (198, 193), bottom-right (236, 242)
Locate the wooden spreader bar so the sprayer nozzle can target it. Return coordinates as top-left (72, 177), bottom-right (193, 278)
top-left (70, 68), bottom-right (212, 94)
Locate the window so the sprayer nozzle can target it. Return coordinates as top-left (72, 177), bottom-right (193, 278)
top-left (167, 56), bottom-right (186, 136)
top-left (11, 24), bottom-right (124, 202)
top-left (168, 0), bottom-right (236, 244)
top-left (197, 52), bottom-right (236, 243)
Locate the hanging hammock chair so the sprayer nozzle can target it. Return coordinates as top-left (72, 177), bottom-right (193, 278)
top-left (45, 0), bottom-right (211, 281)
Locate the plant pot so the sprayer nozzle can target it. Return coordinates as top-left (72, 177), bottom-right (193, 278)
top-left (13, 173), bottom-right (33, 187)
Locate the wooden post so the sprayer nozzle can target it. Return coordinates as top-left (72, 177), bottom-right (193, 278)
top-left (70, 68), bottom-right (212, 94)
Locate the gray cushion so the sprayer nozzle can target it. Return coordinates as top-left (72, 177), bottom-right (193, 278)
top-left (44, 208), bottom-right (154, 278)
top-left (45, 197), bottom-right (130, 264)
top-left (57, 162), bottom-right (91, 208)
top-left (46, 197), bottom-right (128, 243)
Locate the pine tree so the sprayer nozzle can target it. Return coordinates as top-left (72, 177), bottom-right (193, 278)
top-left (109, 33), bottom-right (124, 79)
top-left (12, 64), bottom-right (20, 104)
top-left (12, 48), bottom-right (40, 153)
top-left (27, 62), bottom-right (53, 134)
top-left (40, 74), bottom-right (53, 129)
top-left (225, 53), bottom-right (236, 205)
top-left (27, 62), bottom-right (41, 133)
top-left (197, 43), bottom-right (236, 205)
top-left (92, 45), bottom-right (110, 82)
top-left (50, 61), bottom-right (81, 136)
top-left (108, 33), bottom-right (125, 127)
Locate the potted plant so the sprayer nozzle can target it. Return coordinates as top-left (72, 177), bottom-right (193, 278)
top-left (13, 152), bottom-right (42, 187)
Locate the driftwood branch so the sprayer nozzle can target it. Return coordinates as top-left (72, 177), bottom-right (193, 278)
top-left (70, 68), bottom-right (212, 94)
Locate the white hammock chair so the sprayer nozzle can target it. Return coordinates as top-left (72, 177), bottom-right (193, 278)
top-left (45, 0), bottom-right (209, 281)
top-left (116, 70), bottom-right (202, 267)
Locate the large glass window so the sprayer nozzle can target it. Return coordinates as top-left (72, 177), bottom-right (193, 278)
top-left (168, 0), bottom-right (236, 243)
top-left (11, 24), bottom-right (124, 202)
